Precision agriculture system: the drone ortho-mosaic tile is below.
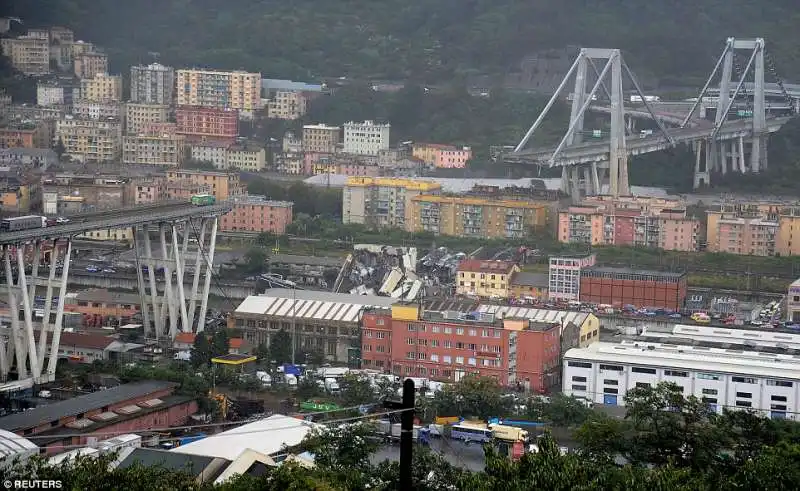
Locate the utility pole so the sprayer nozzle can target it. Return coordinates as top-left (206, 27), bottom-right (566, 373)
top-left (384, 379), bottom-right (415, 490)
top-left (290, 286), bottom-right (297, 365)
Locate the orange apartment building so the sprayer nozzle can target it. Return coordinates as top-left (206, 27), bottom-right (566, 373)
top-left (64, 289), bottom-right (142, 324)
top-left (164, 169), bottom-right (243, 200)
top-left (705, 203), bottom-right (800, 257)
top-left (220, 195), bottom-right (294, 234)
top-left (0, 128), bottom-right (36, 148)
top-left (175, 106), bottom-right (239, 144)
top-left (558, 196), bottom-right (700, 251)
top-left (361, 303), bottom-right (578, 392)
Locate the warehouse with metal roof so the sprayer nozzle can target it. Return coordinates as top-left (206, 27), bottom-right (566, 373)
top-left (230, 290), bottom-right (399, 362)
top-left (0, 429), bottom-right (37, 470)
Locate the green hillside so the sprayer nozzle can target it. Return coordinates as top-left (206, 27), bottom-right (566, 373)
top-left (8, 0), bottom-right (800, 85)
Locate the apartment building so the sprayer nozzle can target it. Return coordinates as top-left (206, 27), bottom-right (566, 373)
top-left (266, 90), bottom-right (308, 120)
top-left (220, 195), bottom-right (293, 234)
top-left (343, 120), bottom-right (390, 156)
top-left (175, 106), bottom-right (238, 144)
top-left (558, 197), bottom-right (700, 252)
top-left (548, 254), bottom-right (597, 302)
top-left (305, 153), bottom-right (380, 177)
top-left (412, 143), bottom-right (472, 169)
top-left (165, 169), bottom-right (243, 200)
top-left (175, 69), bottom-right (261, 112)
top-left (776, 208), bottom-right (800, 256)
top-left (132, 180), bottom-right (165, 205)
top-left (37, 80), bottom-right (78, 107)
top-left (456, 260), bottom-right (521, 299)
top-left (42, 173), bottom-right (127, 210)
top-left (302, 124), bottom-right (340, 153)
top-left (227, 145), bottom-right (266, 172)
top-left (122, 126), bottom-right (185, 167)
top-left (1, 34), bottom-right (50, 75)
top-left (79, 73), bottom-right (123, 102)
top-left (73, 52), bottom-right (108, 79)
top-left (0, 127), bottom-right (36, 148)
top-left (275, 152), bottom-right (304, 175)
top-left (163, 179), bottom-right (211, 201)
top-left (130, 63), bottom-right (175, 105)
top-left (48, 26), bottom-right (74, 71)
top-left (705, 203), bottom-right (800, 257)
top-left (408, 195), bottom-right (547, 239)
top-left (342, 176), bottom-right (441, 228)
top-left (72, 100), bottom-right (121, 120)
top-left (189, 142), bottom-right (230, 169)
top-left (282, 131), bottom-right (302, 153)
top-left (123, 103), bottom-right (169, 135)
top-left (55, 116), bottom-right (122, 163)
top-left (70, 40), bottom-right (95, 58)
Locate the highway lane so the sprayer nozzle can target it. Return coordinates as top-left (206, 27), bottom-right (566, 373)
top-left (0, 202), bottom-right (232, 245)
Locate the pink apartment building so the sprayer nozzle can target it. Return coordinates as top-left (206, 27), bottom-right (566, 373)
top-left (412, 143), bottom-right (473, 169)
top-left (220, 195), bottom-right (294, 234)
top-left (714, 216), bottom-right (778, 256)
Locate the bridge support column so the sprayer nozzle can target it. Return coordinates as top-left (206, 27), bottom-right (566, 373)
top-left (738, 136), bottom-right (746, 173)
top-left (196, 216), bottom-right (219, 334)
top-left (1, 239), bottom-right (72, 384)
top-left (693, 140), bottom-right (711, 188)
top-left (136, 224), bottom-right (164, 340)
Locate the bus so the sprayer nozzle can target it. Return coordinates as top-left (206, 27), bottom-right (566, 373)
top-left (450, 423), bottom-right (493, 443)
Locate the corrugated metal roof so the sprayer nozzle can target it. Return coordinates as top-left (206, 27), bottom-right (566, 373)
top-left (477, 305), bottom-right (589, 326)
top-left (0, 429), bottom-right (37, 458)
top-left (0, 381), bottom-right (177, 432)
top-left (234, 289), bottom-right (398, 324)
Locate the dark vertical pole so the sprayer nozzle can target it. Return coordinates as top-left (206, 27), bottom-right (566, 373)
top-left (399, 378), bottom-right (415, 490)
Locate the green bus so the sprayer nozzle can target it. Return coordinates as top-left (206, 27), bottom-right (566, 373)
top-left (191, 194), bottom-right (216, 206)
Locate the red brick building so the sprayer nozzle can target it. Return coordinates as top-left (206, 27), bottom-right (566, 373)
top-left (219, 196), bottom-right (294, 234)
top-left (579, 266), bottom-right (688, 310)
top-left (175, 105), bottom-right (238, 144)
top-left (0, 381), bottom-right (197, 454)
top-left (361, 304), bottom-right (577, 392)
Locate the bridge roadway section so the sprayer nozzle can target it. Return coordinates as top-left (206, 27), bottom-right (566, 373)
top-left (509, 116), bottom-right (792, 166)
top-left (0, 202), bottom-right (233, 245)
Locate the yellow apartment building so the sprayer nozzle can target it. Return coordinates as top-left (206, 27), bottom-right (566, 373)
top-left (79, 73), bottom-right (123, 102)
top-left (408, 195), bottom-right (547, 239)
top-left (165, 169), bottom-right (244, 200)
top-left (456, 259), bottom-right (521, 299)
top-left (78, 227), bottom-right (134, 243)
top-left (122, 132), bottom-right (186, 167)
top-left (124, 103), bottom-right (170, 135)
top-left (73, 52), bottom-right (108, 79)
top-left (776, 208), bottom-right (800, 256)
top-left (227, 145), bottom-right (266, 172)
top-left (342, 176), bottom-right (441, 228)
top-left (55, 116), bottom-right (122, 163)
top-left (267, 90), bottom-right (309, 120)
top-left (1, 35), bottom-right (49, 75)
top-left (302, 124), bottom-right (340, 153)
top-left (175, 69), bottom-right (261, 112)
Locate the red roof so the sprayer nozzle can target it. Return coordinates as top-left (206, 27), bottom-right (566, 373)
top-left (229, 338), bottom-right (245, 349)
top-left (174, 332), bottom-right (196, 344)
top-left (36, 331), bottom-right (116, 350)
top-left (457, 259), bottom-right (517, 275)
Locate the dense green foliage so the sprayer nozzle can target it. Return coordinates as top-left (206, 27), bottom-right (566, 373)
top-left (10, 0), bottom-right (800, 85)
top-left (7, 383), bottom-right (800, 489)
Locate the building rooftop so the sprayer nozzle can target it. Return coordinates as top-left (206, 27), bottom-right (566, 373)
top-left (0, 429), bottom-right (37, 460)
top-left (302, 123), bottom-right (340, 131)
top-left (72, 288), bottom-right (142, 306)
top-left (268, 254), bottom-right (343, 268)
top-left (476, 305), bottom-right (590, 327)
top-left (583, 266), bottom-right (686, 279)
top-left (42, 331), bottom-right (117, 351)
top-left (564, 341), bottom-right (800, 380)
top-left (0, 381), bottom-right (177, 432)
top-left (173, 414), bottom-right (317, 460)
top-left (412, 194), bottom-right (547, 209)
top-left (510, 272), bottom-right (549, 288)
top-left (235, 290), bottom-right (398, 323)
top-left (230, 195), bottom-right (292, 207)
top-left (345, 176), bottom-right (440, 192)
top-left (117, 448), bottom-right (230, 480)
top-left (457, 259), bottom-right (517, 275)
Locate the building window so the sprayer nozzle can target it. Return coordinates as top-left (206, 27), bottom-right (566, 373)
top-left (632, 367), bottom-right (656, 374)
top-left (702, 388), bottom-right (718, 395)
top-left (767, 379), bottom-right (793, 387)
top-left (568, 361), bottom-right (592, 369)
top-left (635, 382), bottom-right (651, 389)
top-left (572, 376), bottom-right (587, 382)
top-left (571, 384), bottom-right (587, 391)
top-left (735, 401), bottom-right (752, 408)
top-left (697, 373), bottom-right (720, 380)
top-left (599, 364), bottom-right (623, 371)
top-left (664, 370), bottom-right (688, 378)
top-left (771, 395), bottom-right (787, 402)
top-left (604, 379), bottom-right (618, 385)
top-left (732, 376), bottom-right (757, 384)
top-left (603, 388), bottom-right (618, 394)
top-left (736, 392), bottom-right (752, 399)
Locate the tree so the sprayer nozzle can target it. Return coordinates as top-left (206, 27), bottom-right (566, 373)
top-left (526, 393), bottom-right (592, 427)
top-left (269, 328), bottom-right (293, 365)
top-left (300, 422), bottom-right (380, 490)
top-left (339, 374), bottom-right (375, 407)
top-left (54, 137), bottom-right (66, 159)
top-left (431, 375), bottom-right (512, 420)
top-left (243, 248), bottom-right (266, 275)
top-left (254, 342), bottom-right (270, 364)
top-left (190, 334), bottom-right (212, 368)
top-left (210, 329), bottom-right (230, 358)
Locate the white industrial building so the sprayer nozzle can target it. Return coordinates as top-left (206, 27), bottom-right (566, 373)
top-left (342, 120), bottom-right (390, 156)
top-left (563, 341), bottom-right (800, 420)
